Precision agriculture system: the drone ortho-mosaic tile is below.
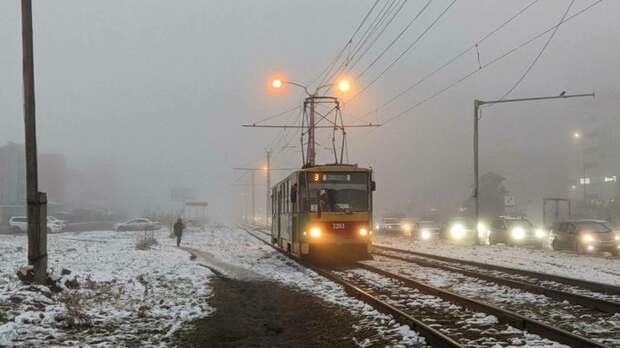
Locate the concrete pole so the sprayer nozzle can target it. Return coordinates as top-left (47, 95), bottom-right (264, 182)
top-left (21, 0), bottom-right (47, 284)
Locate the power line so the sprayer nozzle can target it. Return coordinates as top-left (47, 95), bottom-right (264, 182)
top-left (314, 0), bottom-right (382, 88)
top-left (500, 0), bottom-right (575, 99)
top-left (346, 0), bottom-right (410, 74)
top-left (323, 0), bottom-right (398, 86)
top-left (378, 0), bottom-right (602, 127)
top-left (352, 0), bottom-right (541, 122)
top-left (355, 0), bottom-right (433, 80)
top-left (342, 0), bottom-right (404, 74)
top-left (346, 0), bottom-right (457, 105)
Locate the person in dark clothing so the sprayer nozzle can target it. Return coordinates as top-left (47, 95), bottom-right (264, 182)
top-left (173, 218), bottom-right (185, 247)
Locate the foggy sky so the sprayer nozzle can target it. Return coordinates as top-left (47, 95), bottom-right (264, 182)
top-left (1, 1), bottom-right (618, 221)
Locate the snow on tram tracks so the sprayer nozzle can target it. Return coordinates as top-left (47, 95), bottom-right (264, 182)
top-left (242, 226), bottom-right (605, 347)
top-left (364, 254), bottom-right (620, 347)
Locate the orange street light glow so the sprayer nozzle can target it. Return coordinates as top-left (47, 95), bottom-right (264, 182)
top-left (337, 79), bottom-right (351, 93)
top-left (272, 79), bottom-right (283, 89)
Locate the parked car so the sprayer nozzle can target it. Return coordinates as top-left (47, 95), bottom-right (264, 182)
top-left (551, 219), bottom-right (620, 255)
top-left (114, 218), bottom-right (161, 232)
top-left (442, 217), bottom-right (486, 244)
top-left (377, 217), bottom-right (412, 236)
top-left (413, 219), bottom-right (441, 241)
top-left (488, 216), bottom-right (547, 248)
top-left (9, 216), bottom-right (63, 234)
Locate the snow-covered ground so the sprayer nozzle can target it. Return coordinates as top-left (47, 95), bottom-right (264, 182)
top-left (0, 230), bottom-right (212, 347)
top-left (180, 225), bottom-right (424, 347)
top-left (373, 234), bottom-right (620, 286)
top-left (1, 226), bottom-right (426, 347)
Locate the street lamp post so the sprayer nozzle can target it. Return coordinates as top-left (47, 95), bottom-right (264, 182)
top-left (271, 78), bottom-right (351, 167)
top-left (573, 131), bottom-right (587, 210)
top-left (472, 92), bottom-right (595, 243)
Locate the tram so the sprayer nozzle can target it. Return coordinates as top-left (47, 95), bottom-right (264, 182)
top-left (271, 164), bottom-right (375, 261)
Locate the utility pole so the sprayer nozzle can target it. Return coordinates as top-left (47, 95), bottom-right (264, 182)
top-left (234, 166), bottom-right (297, 225)
top-left (265, 149), bottom-right (271, 227)
top-left (21, 0), bottom-right (47, 284)
top-left (473, 92), bottom-right (594, 244)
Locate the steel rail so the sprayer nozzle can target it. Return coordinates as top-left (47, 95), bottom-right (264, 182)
top-left (373, 250), bottom-right (620, 314)
top-left (239, 225), bottom-right (462, 347)
top-left (356, 262), bottom-right (609, 348)
top-left (373, 244), bottom-right (620, 295)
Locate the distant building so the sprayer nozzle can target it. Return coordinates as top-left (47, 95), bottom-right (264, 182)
top-left (577, 114), bottom-right (620, 221)
top-left (0, 142), bottom-right (68, 224)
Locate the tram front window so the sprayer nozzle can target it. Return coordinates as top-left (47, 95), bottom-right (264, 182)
top-left (306, 173), bottom-right (369, 213)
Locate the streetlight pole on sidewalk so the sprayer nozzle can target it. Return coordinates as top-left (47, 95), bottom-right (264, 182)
top-left (21, 0), bottom-right (48, 284)
top-left (472, 92), bottom-right (595, 244)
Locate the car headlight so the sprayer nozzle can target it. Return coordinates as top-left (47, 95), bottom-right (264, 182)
top-left (309, 227), bottom-right (321, 238)
top-left (510, 226), bottom-right (526, 240)
top-left (359, 228), bottom-right (368, 236)
top-left (534, 228), bottom-right (547, 239)
top-left (614, 234), bottom-right (620, 241)
top-left (403, 224), bottom-right (412, 232)
top-left (582, 234), bottom-right (594, 243)
top-left (375, 224), bottom-right (380, 230)
top-left (477, 222), bottom-right (488, 238)
top-left (420, 229), bottom-right (431, 240)
top-left (450, 223), bottom-right (465, 240)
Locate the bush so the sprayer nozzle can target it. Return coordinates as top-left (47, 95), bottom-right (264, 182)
top-left (57, 291), bottom-right (91, 328)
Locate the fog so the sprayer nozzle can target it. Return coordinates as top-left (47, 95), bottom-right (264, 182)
top-left (1, 0), bottom-right (618, 223)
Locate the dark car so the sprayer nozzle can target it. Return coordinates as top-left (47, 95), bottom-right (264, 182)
top-left (551, 219), bottom-right (620, 255)
top-left (488, 216), bottom-right (547, 248)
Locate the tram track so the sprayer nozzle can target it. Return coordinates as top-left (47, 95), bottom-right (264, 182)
top-left (240, 225), bottom-right (613, 347)
top-left (373, 244), bottom-right (620, 297)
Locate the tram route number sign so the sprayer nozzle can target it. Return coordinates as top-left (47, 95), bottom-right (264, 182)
top-left (332, 223), bottom-right (345, 229)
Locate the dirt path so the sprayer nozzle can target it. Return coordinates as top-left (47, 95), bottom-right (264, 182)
top-left (172, 276), bottom-right (387, 347)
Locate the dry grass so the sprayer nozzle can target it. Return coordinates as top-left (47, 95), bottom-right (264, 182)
top-left (57, 291), bottom-right (92, 328)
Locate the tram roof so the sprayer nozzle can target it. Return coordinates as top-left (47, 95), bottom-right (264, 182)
top-left (298, 164), bottom-right (370, 173)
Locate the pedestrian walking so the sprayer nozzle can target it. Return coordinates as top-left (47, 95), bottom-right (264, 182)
top-left (174, 218), bottom-right (185, 247)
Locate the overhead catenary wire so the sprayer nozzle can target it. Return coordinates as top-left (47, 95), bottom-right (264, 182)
top-left (354, 0), bottom-right (434, 80)
top-left (345, 0), bottom-right (411, 74)
top-left (322, 0), bottom-right (399, 86)
top-left (377, 0), bottom-right (602, 128)
top-left (314, 0), bottom-right (382, 88)
top-left (352, 0), bottom-right (541, 122)
top-left (499, 0), bottom-right (575, 99)
top-left (345, 0), bottom-right (458, 105)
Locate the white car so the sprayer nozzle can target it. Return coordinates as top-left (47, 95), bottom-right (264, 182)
top-left (9, 216), bottom-right (63, 234)
top-left (114, 218), bottom-right (161, 232)
top-left (47, 216), bottom-right (66, 228)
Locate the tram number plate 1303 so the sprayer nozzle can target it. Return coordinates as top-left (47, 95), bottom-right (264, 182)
top-left (332, 223), bottom-right (345, 229)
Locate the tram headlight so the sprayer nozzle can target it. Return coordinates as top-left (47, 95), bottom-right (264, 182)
top-left (534, 228), bottom-right (547, 239)
top-left (359, 228), bottom-right (368, 236)
top-left (403, 224), bottom-right (412, 232)
top-left (510, 226), bottom-right (526, 241)
top-left (309, 227), bottom-right (321, 238)
top-left (450, 223), bottom-right (465, 240)
top-left (420, 229), bottom-right (431, 240)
